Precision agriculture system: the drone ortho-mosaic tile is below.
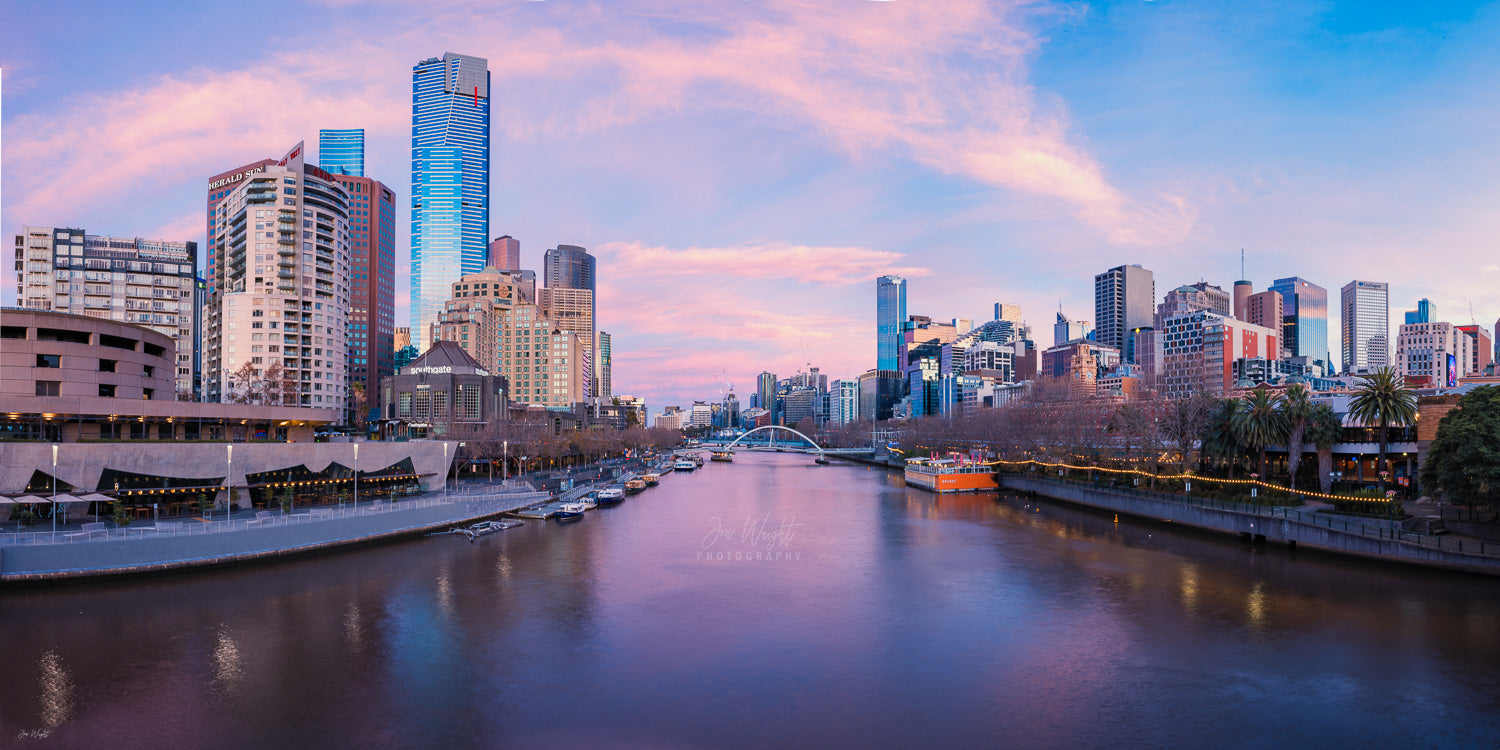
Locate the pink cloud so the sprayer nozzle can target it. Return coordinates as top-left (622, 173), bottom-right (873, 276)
top-left (596, 241), bottom-right (929, 287)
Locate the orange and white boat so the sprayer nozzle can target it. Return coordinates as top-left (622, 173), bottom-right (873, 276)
top-left (904, 458), bottom-right (998, 493)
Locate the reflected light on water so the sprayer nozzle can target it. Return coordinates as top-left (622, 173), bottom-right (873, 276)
top-left (39, 650), bottom-right (73, 734)
top-left (495, 552), bottom-right (513, 580)
top-left (213, 628), bottom-right (243, 690)
top-left (1179, 563), bottom-right (1200, 616)
top-left (344, 601), bottom-right (364, 653)
top-left (436, 572), bottom-right (453, 615)
top-left (1247, 583), bottom-right (1266, 631)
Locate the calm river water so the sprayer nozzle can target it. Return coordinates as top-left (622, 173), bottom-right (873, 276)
top-left (2, 452), bottom-right (1499, 748)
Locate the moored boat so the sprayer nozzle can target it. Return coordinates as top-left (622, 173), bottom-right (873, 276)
top-left (903, 458), bottom-right (998, 493)
top-left (462, 520), bottom-right (521, 540)
top-left (554, 502), bottom-right (588, 521)
top-left (595, 487), bottom-right (626, 504)
top-left (624, 478), bottom-right (647, 493)
top-left (643, 473), bottom-right (660, 485)
top-left (673, 459), bottom-right (696, 471)
top-left (710, 450), bottom-right (733, 462)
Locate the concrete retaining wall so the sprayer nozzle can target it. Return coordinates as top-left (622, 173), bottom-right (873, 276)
top-left (1002, 475), bottom-right (1500, 575)
top-left (0, 492), bottom-right (546, 582)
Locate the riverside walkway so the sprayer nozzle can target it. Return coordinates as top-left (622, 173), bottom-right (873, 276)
top-left (0, 482), bottom-right (551, 582)
top-left (1002, 473), bottom-right (1500, 575)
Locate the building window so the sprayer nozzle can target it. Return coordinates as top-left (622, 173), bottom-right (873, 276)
top-left (36, 381), bottom-right (60, 397)
top-left (99, 384), bottom-right (116, 397)
top-left (36, 353), bottom-right (60, 368)
top-left (99, 359), bottom-right (117, 372)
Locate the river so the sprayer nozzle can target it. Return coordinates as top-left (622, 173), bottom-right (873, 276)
top-left (1, 452), bottom-right (1498, 748)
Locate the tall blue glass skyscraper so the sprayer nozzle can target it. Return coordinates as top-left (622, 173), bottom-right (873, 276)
top-left (318, 128), bottom-right (365, 176)
top-left (410, 52), bottom-right (490, 351)
top-left (1270, 277), bottom-right (1330, 373)
top-left (876, 275), bottom-right (907, 372)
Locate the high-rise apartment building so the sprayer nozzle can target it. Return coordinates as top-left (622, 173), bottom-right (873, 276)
top-left (1405, 298), bottom-right (1435, 325)
top-left (1094, 264), bottom-right (1155, 361)
top-left (597, 331), bottom-right (612, 399)
top-left (876, 276), bottom-right (907, 372)
top-left (1340, 280), bottom-right (1390, 374)
top-left (1269, 277), bottom-right (1330, 375)
top-left (489, 235), bottom-right (520, 270)
top-left (542, 244), bottom-right (598, 395)
top-left (430, 267), bottom-right (591, 408)
top-left (322, 162), bottom-right (397, 408)
top-left (13, 226), bottom-right (200, 398)
top-left (204, 142), bottom-right (352, 407)
top-left (757, 371), bottom-right (778, 422)
top-left (318, 129), bottom-right (365, 176)
top-left (1396, 321), bottom-right (1471, 388)
top-left (206, 156), bottom-right (277, 296)
top-left (1456, 325), bottom-right (1493, 376)
top-left (411, 52), bottom-right (490, 351)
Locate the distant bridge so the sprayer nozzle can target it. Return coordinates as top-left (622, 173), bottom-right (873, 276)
top-left (706, 427), bottom-right (875, 459)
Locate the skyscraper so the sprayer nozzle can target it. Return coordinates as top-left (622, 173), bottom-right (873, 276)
top-left (542, 244), bottom-right (598, 395)
top-left (318, 128), bottom-right (365, 177)
top-left (757, 371), bottom-right (778, 423)
top-left (597, 331), bottom-right (612, 399)
top-left (994, 302), bottom-right (1022, 324)
top-left (1269, 277), bottom-right (1330, 374)
top-left (1094, 264), bottom-right (1155, 361)
top-left (489, 235), bottom-right (520, 270)
top-left (1405, 298), bottom-right (1435, 325)
top-left (1340, 280), bottom-right (1390, 373)
top-left (410, 52), bottom-right (490, 352)
top-left (204, 142), bottom-right (352, 407)
top-left (876, 276), bottom-right (906, 372)
top-left (328, 170), bottom-right (396, 409)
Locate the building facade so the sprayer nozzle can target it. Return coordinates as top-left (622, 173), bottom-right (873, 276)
top-left (876, 276), bottom-right (907, 372)
top-left (13, 226), bottom-right (199, 399)
top-left (328, 170), bottom-right (396, 413)
top-left (541, 244), bottom-right (598, 395)
top-left (489, 235), bottom-right (520, 271)
top-left (597, 331), bottom-right (612, 399)
top-left (1269, 277), bottom-right (1330, 375)
top-left (378, 341), bottom-right (507, 439)
top-left (1396, 321), bottom-right (1471, 388)
top-left (1405, 298), bottom-right (1435, 325)
top-left (1159, 311), bottom-right (1279, 399)
top-left (1340, 280), bottom-right (1390, 374)
top-left (204, 142), bottom-right (352, 409)
top-left (411, 52), bottom-right (490, 352)
top-left (318, 128), bottom-right (365, 176)
top-left (1094, 264), bottom-right (1155, 361)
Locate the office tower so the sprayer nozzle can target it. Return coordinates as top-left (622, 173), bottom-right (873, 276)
top-left (1157, 283), bottom-right (1230, 327)
top-left (1456, 325), bottom-right (1493, 375)
top-left (1341, 280), bottom-right (1390, 373)
top-left (1094, 264), bottom-right (1155, 361)
top-left (13, 226), bottom-right (199, 399)
top-left (1053, 311), bottom-right (1090, 346)
top-left (411, 52), bottom-right (490, 352)
top-left (206, 156), bottom-right (277, 296)
top-left (597, 331), bottom-right (612, 399)
top-left (1158, 311), bottom-right (1279, 399)
top-left (1269, 277), bottom-right (1330, 374)
top-left (994, 303), bottom-right (1022, 324)
top-left (1233, 280), bottom-right (1253, 321)
top-left (327, 169), bottom-right (396, 409)
top-left (757, 371), bottom-right (778, 423)
top-left (204, 142), bottom-right (351, 407)
top-left (318, 129), bottom-right (365, 177)
top-left (543, 244), bottom-right (596, 290)
top-left (1396, 322), bottom-right (1470, 388)
top-left (542, 244), bottom-right (598, 394)
top-left (489, 235), bottom-right (520, 270)
top-left (394, 327), bottom-right (411, 351)
top-left (1404, 298), bottom-right (1435, 325)
top-left (876, 276), bottom-right (907, 371)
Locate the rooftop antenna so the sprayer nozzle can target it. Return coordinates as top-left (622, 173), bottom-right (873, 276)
top-left (1240, 248), bottom-right (1245, 281)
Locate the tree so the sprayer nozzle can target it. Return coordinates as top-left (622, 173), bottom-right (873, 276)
top-left (1347, 367), bottom-right (1418, 491)
top-left (228, 361), bottom-right (258, 404)
top-left (1201, 398), bottom-right (1243, 477)
top-left (1281, 384), bottom-right (1313, 489)
top-left (1303, 403), bottom-right (1343, 495)
top-left (1421, 386), bottom-right (1500, 512)
top-left (1233, 389), bottom-right (1289, 480)
top-left (1162, 393), bottom-right (1217, 473)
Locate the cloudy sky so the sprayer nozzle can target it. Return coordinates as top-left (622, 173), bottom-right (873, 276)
top-left (5, 1), bottom-right (1500, 412)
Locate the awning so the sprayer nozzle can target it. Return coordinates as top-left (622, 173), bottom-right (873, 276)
top-left (12, 495), bottom-right (48, 504)
top-left (78, 493), bottom-right (115, 505)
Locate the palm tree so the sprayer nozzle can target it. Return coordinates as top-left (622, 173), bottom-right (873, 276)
top-left (1281, 384), bottom-right (1313, 489)
top-left (1347, 367), bottom-right (1419, 491)
top-left (1232, 388), bottom-right (1289, 480)
top-left (1304, 403), bottom-right (1343, 495)
top-left (1200, 397), bottom-right (1243, 477)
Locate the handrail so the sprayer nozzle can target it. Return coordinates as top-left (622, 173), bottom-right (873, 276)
top-left (1002, 473), bottom-right (1499, 559)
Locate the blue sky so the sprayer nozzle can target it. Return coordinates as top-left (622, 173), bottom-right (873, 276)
top-left (5, 1), bottom-right (1500, 411)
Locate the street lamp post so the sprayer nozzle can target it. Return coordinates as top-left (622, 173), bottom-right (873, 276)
top-left (353, 442), bottom-right (359, 513)
top-left (442, 442), bottom-right (449, 501)
top-left (226, 444), bottom-right (233, 526)
top-left (51, 443), bottom-right (58, 540)
top-left (503, 441), bottom-right (508, 483)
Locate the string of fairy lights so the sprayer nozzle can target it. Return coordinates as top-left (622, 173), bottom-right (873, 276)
top-left (112, 474), bottom-right (422, 498)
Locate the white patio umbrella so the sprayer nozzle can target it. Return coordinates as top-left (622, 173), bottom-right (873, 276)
top-left (51, 493), bottom-right (84, 525)
top-left (78, 493), bottom-right (114, 523)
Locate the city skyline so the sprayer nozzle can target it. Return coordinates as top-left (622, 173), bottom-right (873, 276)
top-left (6, 2), bottom-right (1500, 409)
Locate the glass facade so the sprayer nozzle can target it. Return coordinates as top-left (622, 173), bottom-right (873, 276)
top-left (1340, 280), bottom-right (1389, 373)
top-left (411, 52), bottom-right (490, 351)
top-left (318, 129), bottom-right (365, 177)
top-left (876, 276), bottom-right (906, 372)
top-left (1270, 277), bottom-right (1329, 374)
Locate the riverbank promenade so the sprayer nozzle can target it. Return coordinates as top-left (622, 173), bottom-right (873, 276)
top-left (0, 482), bottom-right (550, 582)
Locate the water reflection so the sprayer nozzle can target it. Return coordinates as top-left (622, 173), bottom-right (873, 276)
top-left (0, 455), bottom-right (1497, 747)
